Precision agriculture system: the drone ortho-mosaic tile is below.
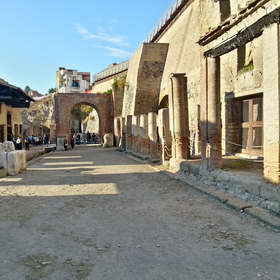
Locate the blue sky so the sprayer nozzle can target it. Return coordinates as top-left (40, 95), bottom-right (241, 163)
top-left (0, 0), bottom-right (172, 93)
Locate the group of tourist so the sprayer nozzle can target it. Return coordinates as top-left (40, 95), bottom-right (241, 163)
top-left (75, 132), bottom-right (100, 144)
top-left (7, 134), bottom-right (50, 150)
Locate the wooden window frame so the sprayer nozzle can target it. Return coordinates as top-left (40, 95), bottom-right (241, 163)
top-left (241, 97), bottom-right (263, 156)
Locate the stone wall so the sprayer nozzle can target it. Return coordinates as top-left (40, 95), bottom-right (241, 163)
top-left (0, 104), bottom-right (23, 141)
top-left (156, 0), bottom-right (201, 155)
top-left (122, 43), bottom-right (169, 116)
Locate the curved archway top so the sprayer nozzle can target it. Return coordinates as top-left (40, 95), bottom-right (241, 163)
top-left (54, 93), bottom-right (113, 138)
top-left (158, 95), bottom-right (169, 110)
top-left (70, 101), bottom-right (101, 116)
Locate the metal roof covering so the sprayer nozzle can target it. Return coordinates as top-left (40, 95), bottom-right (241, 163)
top-left (0, 82), bottom-right (34, 108)
top-left (93, 61), bottom-right (129, 83)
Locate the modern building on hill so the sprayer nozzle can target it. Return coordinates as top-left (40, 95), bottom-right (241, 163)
top-left (56, 67), bottom-right (91, 93)
top-left (0, 79), bottom-right (34, 142)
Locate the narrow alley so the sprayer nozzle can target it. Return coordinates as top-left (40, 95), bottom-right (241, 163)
top-left (0, 145), bottom-right (279, 280)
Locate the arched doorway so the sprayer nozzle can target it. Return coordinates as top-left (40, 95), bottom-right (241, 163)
top-left (54, 93), bottom-right (113, 150)
top-left (71, 103), bottom-right (101, 144)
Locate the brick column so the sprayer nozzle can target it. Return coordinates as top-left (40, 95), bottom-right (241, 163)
top-left (158, 108), bottom-right (172, 164)
top-left (132, 116), bottom-right (140, 153)
top-left (140, 114), bottom-right (149, 155)
top-left (169, 73), bottom-right (190, 160)
top-left (207, 57), bottom-right (222, 170)
top-left (263, 23), bottom-right (280, 184)
top-left (148, 112), bottom-right (159, 160)
top-left (125, 115), bottom-right (133, 152)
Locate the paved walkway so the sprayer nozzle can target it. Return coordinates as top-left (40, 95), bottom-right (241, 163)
top-left (0, 145), bottom-right (279, 280)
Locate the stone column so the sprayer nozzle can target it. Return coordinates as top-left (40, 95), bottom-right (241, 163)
top-left (114, 117), bottom-right (121, 147)
top-left (207, 57), bottom-right (222, 170)
top-left (200, 54), bottom-right (208, 169)
top-left (263, 23), bottom-right (280, 184)
top-left (125, 115), bottom-right (133, 152)
top-left (120, 117), bottom-right (126, 150)
top-left (148, 112), bottom-right (159, 160)
top-left (158, 108), bottom-right (172, 165)
top-left (140, 114), bottom-right (149, 155)
top-left (169, 73), bottom-right (190, 160)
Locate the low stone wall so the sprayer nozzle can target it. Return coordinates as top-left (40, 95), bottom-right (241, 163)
top-left (177, 160), bottom-right (280, 215)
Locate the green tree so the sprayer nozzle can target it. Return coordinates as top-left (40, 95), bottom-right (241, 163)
top-left (24, 86), bottom-right (31, 94)
top-left (48, 88), bottom-right (56, 94)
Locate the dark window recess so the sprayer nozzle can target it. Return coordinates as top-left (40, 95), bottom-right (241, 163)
top-left (72, 80), bottom-right (80, 88)
top-left (0, 125), bottom-right (4, 142)
top-left (220, 0), bottom-right (231, 22)
top-left (7, 112), bottom-right (12, 126)
top-left (238, 45), bottom-right (246, 72)
top-left (14, 124), bottom-right (18, 137)
top-left (241, 97), bottom-right (263, 155)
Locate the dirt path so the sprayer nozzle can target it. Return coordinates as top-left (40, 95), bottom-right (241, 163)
top-left (0, 145), bottom-right (279, 280)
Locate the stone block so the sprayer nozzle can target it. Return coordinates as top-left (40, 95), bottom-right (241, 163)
top-left (103, 133), bottom-right (114, 148)
top-left (3, 141), bottom-right (15, 152)
top-left (0, 152), bottom-right (7, 177)
top-left (7, 151), bottom-right (22, 176)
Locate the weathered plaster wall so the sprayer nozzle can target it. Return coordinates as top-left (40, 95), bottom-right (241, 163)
top-left (91, 71), bottom-right (128, 94)
top-left (91, 78), bottom-right (114, 93)
top-left (156, 0), bottom-right (201, 154)
top-left (219, 35), bottom-right (263, 155)
top-left (122, 46), bottom-right (142, 116)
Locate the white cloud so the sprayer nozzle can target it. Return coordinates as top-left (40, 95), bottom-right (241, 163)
top-left (75, 23), bottom-right (128, 47)
top-left (102, 46), bottom-right (132, 59)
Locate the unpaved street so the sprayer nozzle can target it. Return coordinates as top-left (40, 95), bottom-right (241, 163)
top-left (0, 145), bottom-right (279, 280)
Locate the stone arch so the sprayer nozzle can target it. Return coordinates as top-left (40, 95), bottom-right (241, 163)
top-left (70, 101), bottom-right (101, 135)
top-left (158, 95), bottom-right (169, 110)
top-left (54, 93), bottom-right (113, 147)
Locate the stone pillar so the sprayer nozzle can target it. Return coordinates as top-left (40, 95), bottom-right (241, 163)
top-left (148, 112), bottom-right (159, 160)
top-left (158, 108), bottom-right (172, 165)
top-left (169, 73), bottom-right (190, 160)
top-left (140, 114), bottom-right (149, 155)
top-left (125, 115), bottom-right (133, 152)
top-left (120, 117), bottom-right (126, 150)
top-left (114, 117), bottom-right (121, 147)
top-left (200, 54), bottom-right (208, 169)
top-left (263, 23), bottom-right (280, 184)
top-left (201, 56), bottom-right (222, 170)
top-left (207, 57), bottom-right (222, 170)
top-left (132, 116), bottom-right (140, 153)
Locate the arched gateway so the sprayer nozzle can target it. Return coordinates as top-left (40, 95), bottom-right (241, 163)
top-left (54, 93), bottom-right (113, 150)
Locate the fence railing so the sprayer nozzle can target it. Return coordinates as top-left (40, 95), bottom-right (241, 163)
top-left (146, 0), bottom-right (188, 43)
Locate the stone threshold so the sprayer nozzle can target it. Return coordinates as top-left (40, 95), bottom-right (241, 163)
top-left (122, 151), bottom-right (280, 231)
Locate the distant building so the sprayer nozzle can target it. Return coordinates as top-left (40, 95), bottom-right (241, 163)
top-left (28, 90), bottom-right (43, 99)
top-left (56, 67), bottom-right (90, 93)
top-left (0, 79), bottom-right (33, 142)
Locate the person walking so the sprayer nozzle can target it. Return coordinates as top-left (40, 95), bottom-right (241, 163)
top-left (25, 137), bottom-right (30, 150)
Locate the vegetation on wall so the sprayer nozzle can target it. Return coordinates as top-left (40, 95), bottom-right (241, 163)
top-left (71, 105), bottom-right (93, 121)
top-left (238, 60), bottom-right (254, 75)
top-left (112, 74), bottom-right (127, 89)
